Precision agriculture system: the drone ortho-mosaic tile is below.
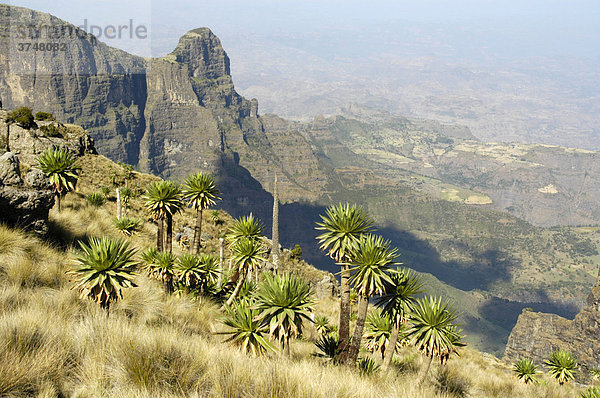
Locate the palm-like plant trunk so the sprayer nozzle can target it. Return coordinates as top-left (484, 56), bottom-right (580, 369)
top-left (417, 355), bottom-right (433, 387)
top-left (271, 173), bottom-right (280, 272)
top-left (56, 193), bottom-right (61, 212)
top-left (164, 275), bottom-right (173, 294)
top-left (283, 335), bottom-right (291, 357)
top-left (192, 208), bottom-right (203, 254)
top-left (225, 272), bottom-right (245, 307)
top-left (346, 294), bottom-right (369, 364)
top-left (156, 218), bottom-right (164, 252)
top-left (116, 188), bottom-right (122, 219)
top-left (337, 264), bottom-right (351, 362)
top-left (381, 322), bottom-right (401, 371)
top-left (218, 237), bottom-right (224, 286)
top-left (166, 215), bottom-right (173, 253)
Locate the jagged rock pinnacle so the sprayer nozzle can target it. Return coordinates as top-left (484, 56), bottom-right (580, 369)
top-left (169, 28), bottom-right (231, 79)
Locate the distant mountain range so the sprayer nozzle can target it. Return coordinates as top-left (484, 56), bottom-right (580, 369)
top-left (222, 30), bottom-right (600, 150)
top-left (2, 4), bottom-right (600, 355)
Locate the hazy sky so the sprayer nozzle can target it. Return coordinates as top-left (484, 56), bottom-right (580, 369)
top-left (7, 0), bottom-right (600, 62)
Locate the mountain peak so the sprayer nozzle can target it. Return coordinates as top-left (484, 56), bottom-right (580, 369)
top-left (183, 27), bottom-right (215, 38)
top-left (168, 27), bottom-right (230, 79)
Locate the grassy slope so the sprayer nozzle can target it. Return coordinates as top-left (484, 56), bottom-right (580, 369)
top-left (288, 115), bottom-right (600, 354)
top-left (81, 156), bottom-right (515, 355)
top-left (0, 152), bottom-right (593, 397)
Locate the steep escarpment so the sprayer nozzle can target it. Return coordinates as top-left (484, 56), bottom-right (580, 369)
top-left (0, 6), bottom-right (327, 210)
top-left (139, 28), bottom-right (251, 178)
top-left (0, 5), bottom-right (330, 264)
top-left (0, 4), bottom-right (147, 165)
top-left (504, 271), bottom-right (600, 380)
top-left (136, 28), bottom-right (329, 216)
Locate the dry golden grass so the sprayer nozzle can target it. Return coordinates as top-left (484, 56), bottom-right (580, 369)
top-left (0, 213), bottom-right (587, 398)
top-left (0, 153), bottom-right (591, 397)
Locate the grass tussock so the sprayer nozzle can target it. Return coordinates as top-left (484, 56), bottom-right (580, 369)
top-left (0, 283), bottom-right (440, 397)
top-left (0, 224), bottom-right (67, 289)
top-left (435, 366), bottom-right (471, 397)
top-left (0, 153), bottom-right (592, 397)
top-left (0, 275), bottom-right (584, 396)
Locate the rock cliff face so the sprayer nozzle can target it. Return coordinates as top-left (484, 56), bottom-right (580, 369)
top-left (0, 6), bottom-right (329, 216)
top-left (0, 4), bottom-right (147, 165)
top-left (139, 29), bottom-right (252, 178)
top-left (504, 271), bottom-right (600, 379)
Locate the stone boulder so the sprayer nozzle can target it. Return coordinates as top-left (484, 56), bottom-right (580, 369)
top-left (313, 273), bottom-right (340, 299)
top-left (504, 270), bottom-right (600, 381)
top-left (0, 151), bottom-right (22, 185)
top-left (0, 152), bottom-right (54, 235)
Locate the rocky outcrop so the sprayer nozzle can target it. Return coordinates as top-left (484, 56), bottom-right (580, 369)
top-left (0, 151), bottom-right (54, 234)
top-left (0, 109), bottom-right (97, 235)
top-left (313, 273), bottom-right (340, 299)
top-left (504, 271), bottom-right (600, 379)
top-left (0, 110), bottom-right (96, 163)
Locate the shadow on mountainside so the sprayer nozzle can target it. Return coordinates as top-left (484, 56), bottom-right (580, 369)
top-left (218, 167), bottom-right (576, 306)
top-left (479, 294), bottom-right (579, 330)
top-left (273, 201), bottom-right (582, 354)
top-left (376, 225), bottom-right (514, 292)
top-left (214, 163), bottom-right (580, 353)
